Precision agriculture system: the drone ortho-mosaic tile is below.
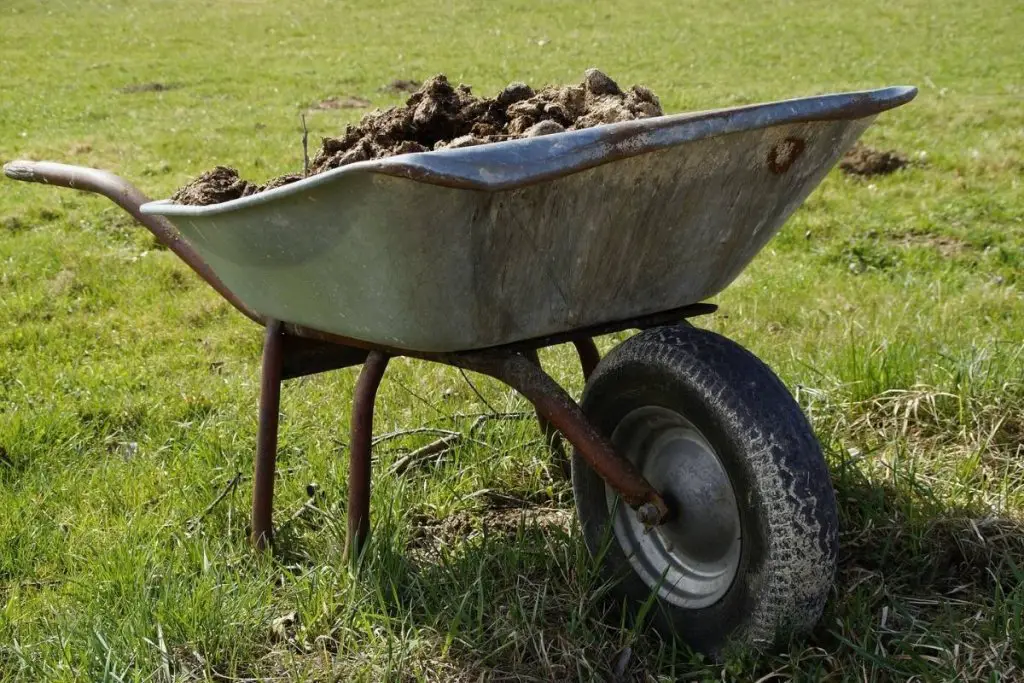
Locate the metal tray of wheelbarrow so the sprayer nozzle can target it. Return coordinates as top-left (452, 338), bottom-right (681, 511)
top-left (141, 86), bottom-right (916, 352)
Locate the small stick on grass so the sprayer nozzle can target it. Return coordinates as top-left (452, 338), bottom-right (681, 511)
top-left (188, 472), bottom-right (242, 531)
top-left (301, 113), bottom-right (310, 177)
top-left (381, 411), bottom-right (537, 476)
top-left (372, 426), bottom-right (460, 446)
top-left (458, 367), bottom-right (500, 415)
top-left (389, 433), bottom-right (462, 475)
top-left (465, 411), bottom-right (534, 435)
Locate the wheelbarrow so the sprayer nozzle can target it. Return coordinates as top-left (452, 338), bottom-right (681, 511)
top-left (4, 85), bottom-right (916, 656)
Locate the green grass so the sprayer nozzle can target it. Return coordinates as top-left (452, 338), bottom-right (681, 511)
top-left (1, 0), bottom-right (1022, 679)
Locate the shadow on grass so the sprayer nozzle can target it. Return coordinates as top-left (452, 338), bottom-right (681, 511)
top-left (268, 468), bottom-right (1024, 680)
top-left (809, 462), bottom-right (1024, 677)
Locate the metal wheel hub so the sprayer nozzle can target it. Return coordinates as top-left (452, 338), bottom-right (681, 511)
top-left (607, 406), bottom-right (741, 608)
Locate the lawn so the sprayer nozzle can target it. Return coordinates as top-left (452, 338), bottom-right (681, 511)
top-left (1, 0), bottom-right (1022, 680)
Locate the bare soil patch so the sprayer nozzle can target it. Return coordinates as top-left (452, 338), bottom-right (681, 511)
top-left (309, 96), bottom-right (372, 110)
top-left (380, 78), bottom-right (421, 94)
top-left (894, 232), bottom-right (968, 257)
top-left (408, 505), bottom-right (572, 561)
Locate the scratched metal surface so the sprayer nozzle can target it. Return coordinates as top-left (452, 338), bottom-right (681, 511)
top-left (142, 87), bottom-right (916, 352)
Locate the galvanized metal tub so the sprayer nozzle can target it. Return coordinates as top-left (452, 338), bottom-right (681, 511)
top-left (142, 86), bottom-right (916, 352)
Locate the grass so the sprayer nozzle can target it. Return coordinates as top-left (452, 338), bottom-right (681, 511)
top-left (1, 0), bottom-right (1022, 679)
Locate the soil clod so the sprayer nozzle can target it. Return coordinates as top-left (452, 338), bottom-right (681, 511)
top-left (172, 167), bottom-right (255, 206)
top-left (840, 144), bottom-right (909, 177)
top-left (170, 166), bottom-right (301, 206)
top-left (174, 69), bottom-right (664, 205)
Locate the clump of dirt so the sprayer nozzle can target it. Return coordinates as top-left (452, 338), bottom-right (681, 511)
top-left (840, 144), bottom-right (909, 176)
top-left (172, 166), bottom-right (257, 205)
top-left (170, 166), bottom-right (303, 206)
top-left (172, 69), bottom-right (664, 205)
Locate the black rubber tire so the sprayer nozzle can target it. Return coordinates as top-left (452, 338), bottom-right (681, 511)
top-left (572, 324), bottom-right (838, 657)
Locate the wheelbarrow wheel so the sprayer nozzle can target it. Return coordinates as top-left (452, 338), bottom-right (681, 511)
top-left (571, 324), bottom-right (837, 657)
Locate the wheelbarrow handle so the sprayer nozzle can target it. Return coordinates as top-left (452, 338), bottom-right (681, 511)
top-left (3, 160), bottom-right (261, 324)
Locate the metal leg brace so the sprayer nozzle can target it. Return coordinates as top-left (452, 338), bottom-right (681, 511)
top-left (251, 320), bottom-right (284, 549)
top-left (346, 351), bottom-right (389, 558)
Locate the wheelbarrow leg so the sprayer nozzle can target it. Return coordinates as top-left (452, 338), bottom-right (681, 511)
top-left (524, 339), bottom-right (601, 479)
top-left (522, 348), bottom-right (571, 479)
top-left (572, 338), bottom-right (600, 380)
top-left (346, 351), bottom-right (390, 559)
top-left (252, 320), bottom-right (284, 549)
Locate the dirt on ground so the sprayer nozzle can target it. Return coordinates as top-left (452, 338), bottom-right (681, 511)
top-left (380, 78), bottom-right (421, 94)
top-left (120, 82), bottom-right (179, 94)
top-left (309, 95), bottom-right (372, 110)
top-left (895, 232), bottom-right (967, 257)
top-left (172, 69), bottom-right (663, 205)
top-left (408, 506), bottom-right (572, 562)
top-left (840, 143), bottom-right (909, 176)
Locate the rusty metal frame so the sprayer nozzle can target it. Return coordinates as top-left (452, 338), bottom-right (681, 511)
top-left (522, 339), bottom-right (601, 479)
top-left (522, 347), bottom-right (569, 478)
top-left (244, 315), bottom-right (697, 550)
top-left (251, 320), bottom-right (284, 548)
top-left (346, 351), bottom-right (390, 556)
top-left (4, 159), bottom-right (713, 551)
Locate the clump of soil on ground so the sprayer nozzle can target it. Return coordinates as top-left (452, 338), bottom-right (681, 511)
top-left (840, 143), bottom-right (909, 176)
top-left (172, 69), bottom-right (663, 205)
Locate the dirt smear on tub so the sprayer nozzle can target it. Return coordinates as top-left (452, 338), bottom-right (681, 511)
top-left (172, 69), bottom-right (664, 206)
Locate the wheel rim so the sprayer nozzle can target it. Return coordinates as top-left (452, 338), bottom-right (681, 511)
top-left (606, 406), bottom-right (741, 608)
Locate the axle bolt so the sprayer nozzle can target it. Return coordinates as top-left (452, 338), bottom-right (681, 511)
top-left (637, 502), bottom-right (663, 526)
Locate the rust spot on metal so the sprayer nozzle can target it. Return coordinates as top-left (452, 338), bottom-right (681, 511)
top-left (768, 137), bottom-right (806, 174)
